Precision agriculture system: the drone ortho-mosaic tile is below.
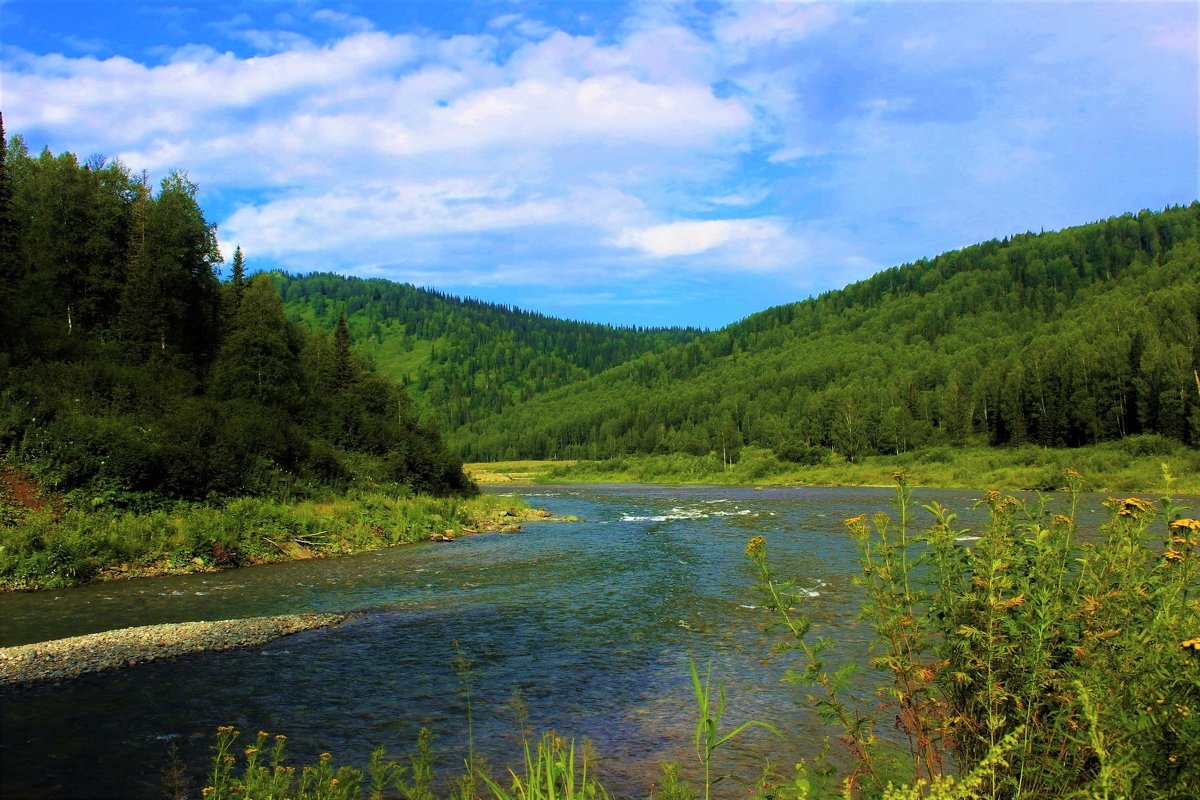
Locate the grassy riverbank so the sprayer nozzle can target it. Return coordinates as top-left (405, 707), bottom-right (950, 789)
top-left (470, 437), bottom-right (1200, 494)
top-left (0, 490), bottom-right (548, 591)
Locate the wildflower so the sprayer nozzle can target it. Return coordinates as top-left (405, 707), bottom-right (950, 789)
top-left (1171, 518), bottom-right (1200, 531)
top-left (744, 535), bottom-right (767, 560)
top-left (1164, 548), bottom-right (1185, 563)
top-left (1115, 497), bottom-right (1155, 516)
top-left (843, 514), bottom-right (867, 528)
top-left (275, 734), bottom-right (287, 742)
top-left (1066, 469), bottom-right (1082, 480)
top-left (319, 752), bottom-right (332, 765)
top-left (892, 469), bottom-right (909, 484)
top-left (1051, 514), bottom-right (1073, 527)
top-left (331, 779), bottom-right (339, 787)
top-left (1182, 637), bottom-right (1200, 653)
top-left (245, 747), bottom-right (259, 757)
top-left (202, 788), bottom-right (213, 798)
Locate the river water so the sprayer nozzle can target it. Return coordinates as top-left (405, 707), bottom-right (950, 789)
top-left (0, 484), bottom-right (1126, 798)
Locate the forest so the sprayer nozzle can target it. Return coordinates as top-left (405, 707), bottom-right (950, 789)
top-left (3, 118), bottom-right (1198, 505)
top-left (274, 272), bottom-right (702, 428)
top-left (0, 121), bottom-right (474, 509)
top-left (446, 206), bottom-right (1200, 463)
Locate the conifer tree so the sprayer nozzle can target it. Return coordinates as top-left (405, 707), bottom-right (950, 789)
top-left (333, 311), bottom-right (355, 391)
top-left (210, 274), bottom-right (301, 408)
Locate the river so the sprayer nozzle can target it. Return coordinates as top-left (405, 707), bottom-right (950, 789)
top-left (0, 484), bottom-right (1127, 798)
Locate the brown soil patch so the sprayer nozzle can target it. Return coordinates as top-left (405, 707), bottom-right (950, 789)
top-left (0, 463), bottom-right (48, 513)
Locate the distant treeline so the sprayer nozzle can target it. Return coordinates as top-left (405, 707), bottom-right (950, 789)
top-left (275, 272), bottom-right (702, 428)
top-left (0, 122), bottom-right (473, 506)
top-left (450, 205), bottom-right (1200, 461)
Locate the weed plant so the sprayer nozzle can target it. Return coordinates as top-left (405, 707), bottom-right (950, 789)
top-left (746, 468), bottom-right (1199, 799)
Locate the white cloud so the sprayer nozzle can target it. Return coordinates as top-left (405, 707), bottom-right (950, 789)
top-left (613, 219), bottom-right (790, 261)
top-left (714, 2), bottom-right (838, 49)
top-left (3, 0), bottom-right (1193, 324)
top-left (312, 9), bottom-right (375, 34)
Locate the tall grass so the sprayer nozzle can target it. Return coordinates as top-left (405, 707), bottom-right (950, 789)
top-left (0, 491), bottom-right (537, 590)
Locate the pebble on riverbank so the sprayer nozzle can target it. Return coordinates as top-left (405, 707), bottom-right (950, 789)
top-left (0, 612), bottom-right (347, 687)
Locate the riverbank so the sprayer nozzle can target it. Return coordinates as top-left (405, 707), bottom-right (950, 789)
top-left (0, 490), bottom-right (559, 592)
top-left (468, 438), bottom-right (1200, 494)
top-left (0, 613), bottom-right (347, 687)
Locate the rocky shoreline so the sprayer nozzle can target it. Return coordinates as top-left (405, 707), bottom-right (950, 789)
top-left (0, 612), bottom-right (347, 687)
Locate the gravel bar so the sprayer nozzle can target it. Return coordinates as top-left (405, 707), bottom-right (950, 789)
top-left (0, 612), bottom-right (347, 687)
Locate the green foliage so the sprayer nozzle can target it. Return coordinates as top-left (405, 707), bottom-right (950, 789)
top-left (0, 135), bottom-right (474, 507)
top-left (0, 491), bottom-right (533, 589)
top-left (274, 272), bottom-right (702, 436)
top-left (203, 725), bottom-right (434, 800)
top-left (454, 206), bottom-right (1200, 462)
top-left (534, 441), bottom-right (1200, 494)
top-left (750, 472), bottom-right (1200, 799)
top-left (689, 660), bottom-right (780, 800)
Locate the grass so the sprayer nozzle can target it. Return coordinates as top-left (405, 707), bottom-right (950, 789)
top-left (466, 461), bottom-right (579, 484)
top-left (0, 490), bottom-right (546, 591)
top-left (499, 438), bottom-right (1200, 495)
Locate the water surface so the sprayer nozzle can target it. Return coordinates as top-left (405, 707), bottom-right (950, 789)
top-left (0, 485), bottom-right (1128, 798)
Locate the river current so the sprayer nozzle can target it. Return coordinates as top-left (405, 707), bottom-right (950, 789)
top-left (0, 484), bottom-right (1126, 798)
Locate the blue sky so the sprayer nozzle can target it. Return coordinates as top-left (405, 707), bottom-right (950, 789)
top-left (3, 1), bottom-right (1197, 328)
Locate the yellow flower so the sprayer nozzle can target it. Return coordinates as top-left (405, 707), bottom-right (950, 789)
top-left (1170, 518), bottom-right (1200, 531)
top-left (202, 789), bottom-right (213, 798)
top-left (1051, 514), bottom-right (1073, 527)
top-left (244, 747), bottom-right (259, 757)
top-left (1182, 637), bottom-right (1200, 653)
top-left (843, 514), bottom-right (867, 527)
top-left (1118, 497), bottom-right (1155, 515)
top-left (1164, 548), bottom-right (1185, 563)
top-left (744, 535), bottom-right (767, 559)
top-left (319, 752), bottom-right (332, 765)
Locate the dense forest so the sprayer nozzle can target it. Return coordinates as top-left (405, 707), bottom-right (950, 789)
top-left (0, 122), bottom-right (474, 507)
top-left (275, 273), bottom-right (701, 427)
top-left (449, 206), bottom-right (1200, 462)
top-left (4, 119), bottom-right (1196, 490)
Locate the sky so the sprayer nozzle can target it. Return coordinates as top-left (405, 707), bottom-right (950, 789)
top-left (2, 1), bottom-right (1197, 328)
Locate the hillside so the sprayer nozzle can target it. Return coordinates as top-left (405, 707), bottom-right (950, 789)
top-left (275, 273), bottom-right (703, 428)
top-left (451, 205), bottom-right (1200, 462)
top-left (0, 131), bottom-right (474, 506)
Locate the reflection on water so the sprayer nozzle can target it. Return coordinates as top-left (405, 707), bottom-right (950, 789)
top-left (0, 485), bottom-right (1125, 798)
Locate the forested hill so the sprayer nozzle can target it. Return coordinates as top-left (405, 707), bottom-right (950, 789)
top-left (0, 129), bottom-right (474, 504)
top-left (453, 205), bottom-right (1200, 462)
top-left (275, 273), bottom-right (703, 427)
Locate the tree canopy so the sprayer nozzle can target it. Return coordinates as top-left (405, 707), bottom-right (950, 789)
top-left (0, 133), bottom-right (474, 505)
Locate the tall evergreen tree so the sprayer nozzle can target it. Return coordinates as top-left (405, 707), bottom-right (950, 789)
top-left (0, 113), bottom-right (18, 355)
top-left (210, 274), bottom-right (301, 408)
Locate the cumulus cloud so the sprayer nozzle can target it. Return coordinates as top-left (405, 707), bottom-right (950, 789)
top-left (2, 0), bottom-right (1193, 325)
top-left (613, 219), bottom-right (789, 262)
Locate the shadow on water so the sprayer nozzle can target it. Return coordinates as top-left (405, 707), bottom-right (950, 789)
top-left (0, 485), bottom-right (1132, 798)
